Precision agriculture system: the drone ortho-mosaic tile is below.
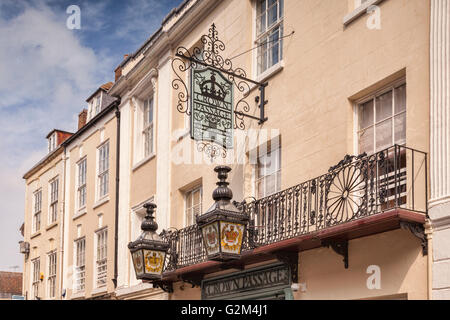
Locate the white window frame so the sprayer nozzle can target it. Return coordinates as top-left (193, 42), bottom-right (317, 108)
top-left (255, 0), bottom-right (284, 76)
top-left (31, 257), bottom-right (40, 300)
top-left (49, 178), bottom-right (59, 224)
top-left (74, 238), bottom-right (86, 292)
top-left (143, 97), bottom-right (154, 158)
top-left (255, 144), bottom-right (281, 199)
top-left (77, 157), bottom-right (87, 210)
top-left (47, 251), bottom-right (57, 299)
top-left (185, 186), bottom-right (202, 227)
top-left (97, 142), bottom-right (109, 200)
top-left (95, 94), bottom-right (101, 115)
top-left (95, 228), bottom-right (108, 288)
top-left (48, 133), bottom-right (57, 153)
top-left (33, 189), bottom-right (42, 233)
top-left (355, 79), bottom-right (406, 155)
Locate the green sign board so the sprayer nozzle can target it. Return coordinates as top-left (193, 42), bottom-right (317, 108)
top-left (190, 67), bottom-right (234, 149)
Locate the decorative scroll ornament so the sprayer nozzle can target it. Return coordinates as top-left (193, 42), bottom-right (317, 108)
top-left (172, 23), bottom-right (268, 159)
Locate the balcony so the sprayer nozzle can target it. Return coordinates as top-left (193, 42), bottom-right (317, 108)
top-left (160, 145), bottom-right (428, 283)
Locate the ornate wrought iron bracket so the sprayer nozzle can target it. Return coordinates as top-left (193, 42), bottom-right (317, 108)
top-left (400, 221), bottom-right (428, 256)
top-left (322, 239), bottom-right (349, 269)
top-left (172, 23), bottom-right (268, 132)
top-left (152, 281), bottom-right (174, 293)
top-left (275, 251), bottom-right (299, 283)
top-left (174, 51), bottom-right (268, 127)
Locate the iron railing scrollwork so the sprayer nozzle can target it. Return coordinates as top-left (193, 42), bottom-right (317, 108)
top-left (162, 145), bottom-right (427, 272)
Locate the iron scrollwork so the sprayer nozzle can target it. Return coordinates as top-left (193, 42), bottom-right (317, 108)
top-left (172, 24), bottom-right (268, 158)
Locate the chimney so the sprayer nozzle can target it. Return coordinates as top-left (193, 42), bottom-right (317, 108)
top-left (114, 67), bottom-right (122, 82)
top-left (114, 54), bottom-right (128, 82)
top-left (78, 109), bottom-right (87, 130)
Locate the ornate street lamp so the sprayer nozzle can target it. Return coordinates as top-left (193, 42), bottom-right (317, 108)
top-left (196, 166), bottom-right (249, 261)
top-left (128, 203), bottom-right (169, 281)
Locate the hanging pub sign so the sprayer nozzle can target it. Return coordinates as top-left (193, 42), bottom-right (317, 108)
top-left (190, 67), bottom-right (234, 149)
top-left (172, 23), bottom-right (269, 158)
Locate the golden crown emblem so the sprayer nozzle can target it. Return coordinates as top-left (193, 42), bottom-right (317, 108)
top-left (224, 225), bottom-right (239, 243)
top-left (146, 252), bottom-right (161, 267)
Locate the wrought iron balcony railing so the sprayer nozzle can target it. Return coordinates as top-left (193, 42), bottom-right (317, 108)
top-left (162, 145), bottom-right (427, 272)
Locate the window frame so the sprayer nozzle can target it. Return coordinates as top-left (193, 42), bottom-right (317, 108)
top-left (47, 251), bottom-right (57, 299)
top-left (143, 96), bottom-right (155, 158)
top-left (74, 237), bottom-right (86, 292)
top-left (255, 144), bottom-right (281, 199)
top-left (33, 189), bottom-right (42, 233)
top-left (97, 142), bottom-right (110, 200)
top-left (31, 257), bottom-right (40, 300)
top-left (255, 0), bottom-right (284, 76)
top-left (95, 228), bottom-right (108, 288)
top-left (95, 94), bottom-right (101, 115)
top-left (48, 133), bottom-right (57, 153)
top-left (49, 178), bottom-right (59, 224)
top-left (356, 79), bottom-right (406, 155)
top-left (77, 157), bottom-right (87, 210)
top-left (185, 186), bottom-right (202, 227)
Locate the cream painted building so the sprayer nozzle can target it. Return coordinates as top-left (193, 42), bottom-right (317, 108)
top-left (60, 86), bottom-right (120, 300)
top-left (109, 0), bottom-right (433, 300)
top-left (22, 0), bottom-right (450, 300)
top-left (22, 130), bottom-right (72, 300)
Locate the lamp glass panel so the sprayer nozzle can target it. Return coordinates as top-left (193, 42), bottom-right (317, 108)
top-left (201, 222), bottom-right (220, 256)
top-left (143, 249), bottom-right (166, 275)
top-left (132, 250), bottom-right (144, 277)
top-left (220, 221), bottom-right (244, 254)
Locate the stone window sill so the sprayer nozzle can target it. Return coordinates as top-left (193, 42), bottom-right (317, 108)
top-left (46, 222), bottom-right (58, 231)
top-left (93, 196), bottom-right (110, 209)
top-left (343, 0), bottom-right (385, 27)
top-left (256, 61), bottom-right (284, 85)
top-left (30, 231), bottom-right (41, 239)
top-left (132, 153), bottom-right (156, 171)
top-left (73, 208), bottom-right (87, 220)
top-left (91, 287), bottom-right (107, 296)
top-left (71, 291), bottom-right (85, 300)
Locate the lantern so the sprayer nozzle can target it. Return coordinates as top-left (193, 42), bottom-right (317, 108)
top-left (197, 166), bottom-right (249, 261)
top-left (128, 203), bottom-right (169, 281)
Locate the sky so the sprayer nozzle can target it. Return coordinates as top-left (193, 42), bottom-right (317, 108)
top-left (0, 0), bottom-right (183, 272)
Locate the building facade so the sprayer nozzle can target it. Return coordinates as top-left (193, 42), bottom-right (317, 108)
top-left (110, 0), bottom-right (431, 300)
top-left (61, 87), bottom-right (119, 300)
top-left (22, 130), bottom-right (72, 300)
top-left (21, 0), bottom-right (449, 300)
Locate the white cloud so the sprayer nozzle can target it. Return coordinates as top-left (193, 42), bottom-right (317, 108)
top-left (0, 3), bottom-right (112, 270)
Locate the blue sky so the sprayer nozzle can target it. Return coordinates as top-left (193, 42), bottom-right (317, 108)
top-left (0, 0), bottom-right (183, 271)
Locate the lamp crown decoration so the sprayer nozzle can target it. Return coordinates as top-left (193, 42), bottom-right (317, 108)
top-left (141, 203), bottom-right (158, 232)
top-left (212, 166), bottom-right (233, 202)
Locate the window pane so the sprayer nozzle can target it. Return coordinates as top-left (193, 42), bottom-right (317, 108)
top-left (375, 119), bottom-right (392, 151)
top-left (376, 91), bottom-right (392, 122)
top-left (268, 0), bottom-right (278, 27)
top-left (269, 27), bottom-right (280, 66)
top-left (257, 179), bottom-right (264, 199)
top-left (359, 126), bottom-right (374, 154)
top-left (394, 113), bottom-right (406, 145)
top-left (193, 190), bottom-right (201, 206)
top-left (265, 173), bottom-right (276, 196)
top-left (395, 84), bottom-right (406, 114)
top-left (359, 99), bottom-right (374, 129)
